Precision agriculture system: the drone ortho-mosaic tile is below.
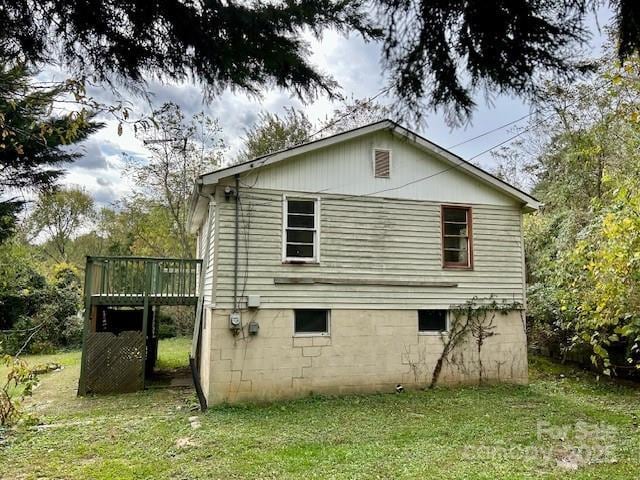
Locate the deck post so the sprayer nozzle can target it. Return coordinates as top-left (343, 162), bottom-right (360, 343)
top-left (78, 257), bottom-right (94, 396)
top-left (140, 261), bottom-right (152, 388)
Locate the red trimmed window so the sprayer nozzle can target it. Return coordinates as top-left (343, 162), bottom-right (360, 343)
top-left (442, 206), bottom-right (472, 268)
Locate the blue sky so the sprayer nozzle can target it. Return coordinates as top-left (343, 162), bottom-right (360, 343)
top-left (58, 6), bottom-right (614, 208)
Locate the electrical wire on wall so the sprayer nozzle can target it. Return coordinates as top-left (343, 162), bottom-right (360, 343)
top-left (237, 191), bottom-right (252, 308)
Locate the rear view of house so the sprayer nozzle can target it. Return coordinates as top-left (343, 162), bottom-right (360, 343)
top-left (189, 120), bottom-right (539, 405)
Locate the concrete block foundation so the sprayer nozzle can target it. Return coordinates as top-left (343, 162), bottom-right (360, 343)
top-left (202, 308), bottom-right (528, 405)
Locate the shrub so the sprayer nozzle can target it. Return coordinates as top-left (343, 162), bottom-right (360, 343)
top-left (0, 350), bottom-right (38, 427)
top-left (0, 251), bottom-right (83, 354)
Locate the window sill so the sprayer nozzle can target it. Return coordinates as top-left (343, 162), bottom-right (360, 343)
top-left (442, 265), bottom-right (473, 271)
top-left (293, 332), bottom-right (330, 337)
top-left (282, 260), bottom-right (319, 265)
top-left (418, 331), bottom-right (448, 336)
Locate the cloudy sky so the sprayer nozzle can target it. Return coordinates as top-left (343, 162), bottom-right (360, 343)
top-left (55, 7), bottom-right (614, 208)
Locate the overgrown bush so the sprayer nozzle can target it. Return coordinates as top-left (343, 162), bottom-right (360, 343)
top-left (0, 242), bottom-right (83, 354)
top-left (553, 180), bottom-right (640, 376)
top-left (523, 55), bottom-right (640, 377)
top-left (157, 312), bottom-right (177, 339)
top-left (0, 241), bottom-right (48, 332)
top-left (157, 306), bottom-right (194, 338)
top-left (526, 283), bottom-right (571, 360)
top-left (0, 349), bottom-right (38, 427)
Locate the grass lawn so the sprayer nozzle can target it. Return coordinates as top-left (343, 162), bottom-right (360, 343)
top-left (154, 336), bottom-right (192, 370)
top-left (1, 340), bottom-right (639, 479)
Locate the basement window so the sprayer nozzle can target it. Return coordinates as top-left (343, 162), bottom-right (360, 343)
top-left (374, 149), bottom-right (391, 178)
top-left (294, 309), bottom-right (330, 336)
top-left (283, 196), bottom-right (319, 263)
top-left (442, 206), bottom-right (473, 269)
top-left (418, 310), bottom-right (448, 333)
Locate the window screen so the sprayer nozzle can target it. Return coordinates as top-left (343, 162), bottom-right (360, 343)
top-left (442, 206), bottom-right (472, 268)
top-left (418, 310), bottom-right (448, 332)
top-left (285, 198), bottom-right (317, 260)
top-left (294, 309), bottom-right (329, 335)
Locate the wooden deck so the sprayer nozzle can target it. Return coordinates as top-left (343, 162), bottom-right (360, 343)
top-left (78, 256), bottom-right (202, 396)
top-left (84, 256), bottom-right (201, 300)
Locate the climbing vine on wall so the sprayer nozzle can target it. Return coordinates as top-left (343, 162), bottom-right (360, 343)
top-left (429, 297), bottom-right (522, 389)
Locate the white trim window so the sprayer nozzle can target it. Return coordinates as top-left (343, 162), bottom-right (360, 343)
top-left (294, 309), bottom-right (330, 336)
top-left (283, 196), bottom-right (320, 263)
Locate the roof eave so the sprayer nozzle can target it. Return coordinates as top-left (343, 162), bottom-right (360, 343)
top-left (187, 180), bottom-right (217, 233)
top-left (387, 123), bottom-right (540, 209)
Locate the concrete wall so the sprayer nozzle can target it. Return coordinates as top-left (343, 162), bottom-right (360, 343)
top-left (203, 308), bottom-right (528, 405)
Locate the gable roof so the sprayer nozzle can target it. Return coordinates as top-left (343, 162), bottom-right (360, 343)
top-left (190, 120), bottom-right (540, 230)
top-left (201, 120), bottom-right (539, 207)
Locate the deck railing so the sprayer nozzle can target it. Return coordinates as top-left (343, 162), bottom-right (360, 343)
top-left (85, 256), bottom-right (202, 298)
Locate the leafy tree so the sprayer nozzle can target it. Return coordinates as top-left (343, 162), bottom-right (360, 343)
top-left (554, 178), bottom-right (640, 374)
top-left (0, 239), bottom-right (46, 332)
top-left (0, 260), bottom-right (83, 355)
top-left (237, 97), bottom-right (391, 163)
top-left (318, 96), bottom-right (392, 136)
top-left (237, 108), bottom-right (312, 162)
top-left (99, 200), bottom-right (189, 258)
top-left (520, 53), bottom-right (640, 374)
top-left (28, 187), bottom-right (95, 262)
top-left (3, 1), bottom-right (639, 124)
top-left (33, 263), bottom-right (83, 351)
top-left (0, 64), bottom-right (101, 243)
top-left (126, 103), bottom-right (224, 258)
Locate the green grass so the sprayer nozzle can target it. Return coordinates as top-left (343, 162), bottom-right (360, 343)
top-left (154, 336), bottom-right (192, 370)
top-left (1, 345), bottom-right (640, 479)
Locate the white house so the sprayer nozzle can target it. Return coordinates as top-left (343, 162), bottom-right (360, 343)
top-left (188, 120), bottom-right (539, 405)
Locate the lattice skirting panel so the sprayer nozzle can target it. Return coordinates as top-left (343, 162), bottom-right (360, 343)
top-left (83, 331), bottom-right (145, 394)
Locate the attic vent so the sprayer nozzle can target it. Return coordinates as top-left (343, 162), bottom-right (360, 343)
top-left (374, 149), bottom-right (390, 178)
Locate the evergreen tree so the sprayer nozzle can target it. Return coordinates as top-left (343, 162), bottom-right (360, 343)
top-left (0, 0), bottom-right (379, 102)
top-left (0, 64), bottom-right (101, 242)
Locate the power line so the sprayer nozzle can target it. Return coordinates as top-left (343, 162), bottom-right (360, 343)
top-left (446, 111), bottom-right (539, 150)
top-left (467, 111), bottom-right (556, 161)
top-left (305, 87), bottom-right (392, 142)
top-left (237, 86), bottom-right (531, 188)
top-left (310, 80), bottom-right (612, 199)
top-left (239, 112), bottom-right (548, 204)
top-left (318, 110), bottom-right (557, 200)
top-left (241, 86), bottom-right (391, 168)
top-left (238, 78), bottom-right (611, 202)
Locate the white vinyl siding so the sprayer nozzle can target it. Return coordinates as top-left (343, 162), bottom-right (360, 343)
top-left (213, 187), bottom-right (525, 310)
top-left (237, 130), bottom-right (520, 207)
top-left (198, 203), bottom-right (216, 305)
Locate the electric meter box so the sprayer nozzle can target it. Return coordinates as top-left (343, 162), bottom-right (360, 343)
top-left (229, 312), bottom-right (241, 330)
